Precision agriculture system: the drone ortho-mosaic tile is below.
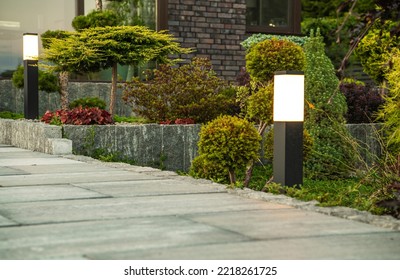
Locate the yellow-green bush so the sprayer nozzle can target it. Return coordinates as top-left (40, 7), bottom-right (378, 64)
top-left (245, 38), bottom-right (306, 82)
top-left (190, 115), bottom-right (261, 185)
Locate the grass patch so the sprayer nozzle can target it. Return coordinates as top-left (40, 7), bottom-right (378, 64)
top-left (239, 164), bottom-right (390, 216)
top-left (0, 111), bottom-right (24, 119)
top-left (113, 114), bottom-right (150, 124)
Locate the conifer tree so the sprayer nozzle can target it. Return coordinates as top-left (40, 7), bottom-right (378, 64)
top-left (303, 30), bottom-right (355, 179)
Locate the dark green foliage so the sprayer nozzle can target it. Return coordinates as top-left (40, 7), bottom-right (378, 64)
top-left (122, 58), bottom-right (236, 123)
top-left (69, 97), bottom-right (106, 110)
top-left (301, 17), bottom-right (354, 69)
top-left (0, 69), bottom-right (15, 78)
top-left (11, 65), bottom-right (24, 89)
top-left (339, 79), bottom-right (384, 123)
top-left (190, 115), bottom-right (261, 185)
top-left (0, 111), bottom-right (24, 120)
top-left (245, 39), bottom-right (306, 82)
top-left (11, 65), bottom-right (60, 93)
top-left (72, 10), bottom-right (120, 31)
top-left (303, 30), bottom-right (355, 179)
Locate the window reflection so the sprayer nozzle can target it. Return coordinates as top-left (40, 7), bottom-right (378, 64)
top-left (246, 0), bottom-right (290, 28)
top-left (0, 0), bottom-right (75, 77)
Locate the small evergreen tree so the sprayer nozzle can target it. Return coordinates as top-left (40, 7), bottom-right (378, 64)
top-left (303, 30), bottom-right (355, 179)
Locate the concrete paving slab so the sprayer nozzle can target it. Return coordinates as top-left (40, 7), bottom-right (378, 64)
top-left (188, 209), bottom-right (393, 240)
top-left (0, 147), bottom-right (28, 153)
top-left (0, 193), bottom-right (291, 225)
top-left (0, 216), bottom-right (249, 260)
top-left (0, 215), bottom-right (18, 227)
top-left (0, 144), bottom-right (399, 260)
top-left (0, 171), bottom-right (161, 187)
top-left (75, 179), bottom-right (226, 197)
top-left (0, 166), bottom-right (29, 176)
top-left (0, 151), bottom-right (55, 158)
top-left (0, 185), bottom-right (109, 203)
top-left (11, 164), bottom-right (117, 174)
top-left (87, 232), bottom-right (400, 260)
top-left (0, 158), bottom-right (84, 167)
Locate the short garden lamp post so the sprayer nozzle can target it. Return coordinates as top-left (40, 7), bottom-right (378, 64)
top-left (23, 33), bottom-right (39, 119)
top-left (273, 71), bottom-right (304, 187)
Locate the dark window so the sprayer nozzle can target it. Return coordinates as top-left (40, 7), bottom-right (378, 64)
top-left (246, 0), bottom-right (301, 34)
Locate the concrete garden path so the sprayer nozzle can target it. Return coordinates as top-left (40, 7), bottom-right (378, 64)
top-left (0, 144), bottom-right (399, 260)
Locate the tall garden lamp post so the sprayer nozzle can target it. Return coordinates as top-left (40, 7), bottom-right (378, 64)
top-left (273, 71), bottom-right (304, 187)
top-left (23, 33), bottom-right (39, 119)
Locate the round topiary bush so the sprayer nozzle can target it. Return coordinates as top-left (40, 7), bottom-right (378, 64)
top-left (245, 38), bottom-right (306, 82)
top-left (190, 115), bottom-right (261, 185)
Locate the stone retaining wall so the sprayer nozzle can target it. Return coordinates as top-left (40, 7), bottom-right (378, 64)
top-left (0, 119), bottom-right (382, 172)
top-left (0, 80), bottom-right (132, 117)
top-left (63, 124), bottom-right (201, 172)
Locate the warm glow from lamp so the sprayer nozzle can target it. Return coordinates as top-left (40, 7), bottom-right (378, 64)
top-left (273, 71), bottom-right (304, 122)
top-left (23, 33), bottom-right (39, 60)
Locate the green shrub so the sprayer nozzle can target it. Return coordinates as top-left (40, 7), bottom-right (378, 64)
top-left (190, 115), bottom-right (261, 185)
top-left (241, 34), bottom-right (308, 50)
top-left (303, 30), bottom-right (356, 179)
top-left (12, 65), bottom-right (60, 93)
top-left (122, 58), bottom-right (236, 123)
top-left (245, 39), bottom-right (306, 82)
top-left (72, 10), bottom-right (120, 31)
top-left (189, 154), bottom-right (230, 184)
top-left (356, 20), bottom-right (400, 84)
top-left (69, 97), bottom-right (106, 110)
top-left (245, 82), bottom-right (274, 125)
top-left (378, 50), bottom-right (400, 155)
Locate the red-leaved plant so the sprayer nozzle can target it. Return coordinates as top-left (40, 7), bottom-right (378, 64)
top-left (41, 107), bottom-right (114, 125)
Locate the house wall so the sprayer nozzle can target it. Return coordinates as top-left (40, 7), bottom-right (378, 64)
top-left (167, 0), bottom-right (247, 82)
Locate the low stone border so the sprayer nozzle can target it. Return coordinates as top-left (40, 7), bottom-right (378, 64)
top-left (0, 119), bottom-right (72, 155)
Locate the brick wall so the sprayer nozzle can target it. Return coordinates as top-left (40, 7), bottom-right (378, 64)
top-left (167, 0), bottom-right (247, 82)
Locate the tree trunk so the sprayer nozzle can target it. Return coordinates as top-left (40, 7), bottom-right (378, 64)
top-left (95, 0), bottom-right (103, 11)
top-left (59, 71), bottom-right (69, 110)
top-left (109, 63), bottom-right (118, 115)
top-left (228, 169), bottom-right (236, 186)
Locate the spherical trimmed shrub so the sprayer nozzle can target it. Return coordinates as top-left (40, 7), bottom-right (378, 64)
top-left (191, 115), bottom-right (261, 185)
top-left (246, 38), bottom-right (306, 82)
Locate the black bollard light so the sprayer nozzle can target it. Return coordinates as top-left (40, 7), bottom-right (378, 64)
top-left (23, 33), bottom-right (39, 119)
top-left (273, 71), bottom-right (304, 187)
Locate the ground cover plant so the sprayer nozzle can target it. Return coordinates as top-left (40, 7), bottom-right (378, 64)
top-left (242, 164), bottom-right (392, 216)
top-left (41, 107), bottom-right (114, 125)
top-left (0, 111), bottom-right (24, 120)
